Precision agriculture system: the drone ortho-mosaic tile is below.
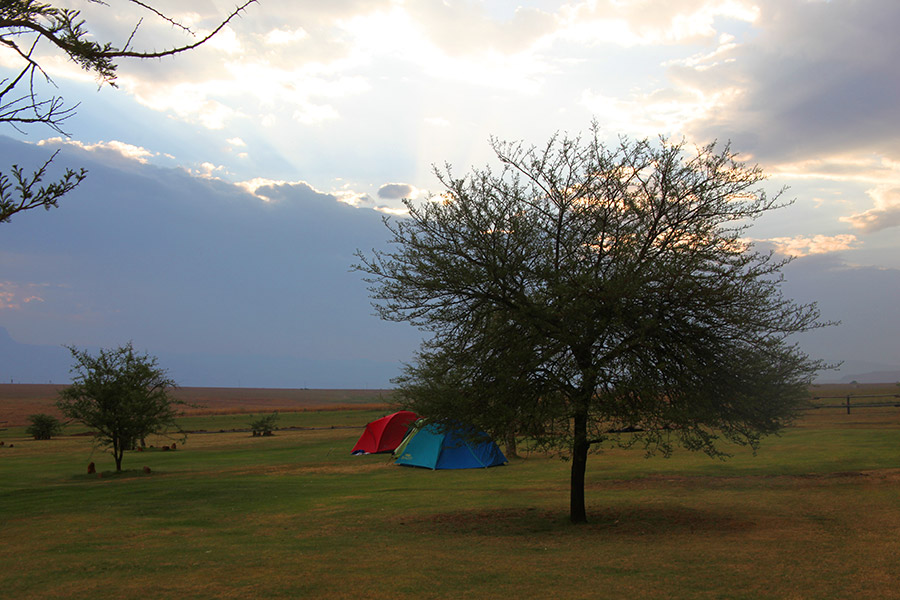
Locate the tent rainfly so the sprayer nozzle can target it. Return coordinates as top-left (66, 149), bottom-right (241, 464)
top-left (393, 421), bottom-right (507, 470)
top-left (351, 410), bottom-right (418, 455)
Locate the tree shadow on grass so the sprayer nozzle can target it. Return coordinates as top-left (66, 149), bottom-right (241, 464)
top-left (401, 505), bottom-right (756, 537)
top-left (69, 469), bottom-right (157, 481)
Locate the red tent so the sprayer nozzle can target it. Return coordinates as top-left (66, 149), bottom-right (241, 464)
top-left (351, 411), bottom-right (418, 454)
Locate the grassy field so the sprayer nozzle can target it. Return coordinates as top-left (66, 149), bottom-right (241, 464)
top-left (1, 385), bottom-right (899, 599)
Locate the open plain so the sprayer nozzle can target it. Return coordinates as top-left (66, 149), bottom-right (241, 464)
top-left (2, 383), bottom-right (899, 599)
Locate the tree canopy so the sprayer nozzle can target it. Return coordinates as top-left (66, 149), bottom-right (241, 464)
top-left (0, 0), bottom-right (257, 224)
top-left (57, 342), bottom-right (182, 472)
top-left (357, 127), bottom-right (827, 523)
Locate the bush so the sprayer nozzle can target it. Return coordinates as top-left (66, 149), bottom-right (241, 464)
top-left (26, 414), bottom-right (63, 440)
top-left (250, 412), bottom-right (279, 437)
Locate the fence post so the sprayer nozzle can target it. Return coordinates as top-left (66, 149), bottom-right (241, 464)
top-left (846, 395), bottom-right (851, 415)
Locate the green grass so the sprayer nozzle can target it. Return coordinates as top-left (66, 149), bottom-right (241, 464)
top-left (2, 408), bottom-right (900, 599)
top-left (175, 408), bottom-right (389, 432)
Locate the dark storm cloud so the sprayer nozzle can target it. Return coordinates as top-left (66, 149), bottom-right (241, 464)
top-left (682, 0), bottom-right (900, 163)
top-left (0, 136), bottom-right (420, 387)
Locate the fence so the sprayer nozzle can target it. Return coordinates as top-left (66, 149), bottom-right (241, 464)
top-left (808, 394), bottom-right (900, 414)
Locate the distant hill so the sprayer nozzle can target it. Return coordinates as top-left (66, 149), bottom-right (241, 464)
top-left (0, 327), bottom-right (71, 384)
top-left (0, 326), bottom-right (402, 388)
top-left (4, 322), bottom-right (896, 387)
top-left (838, 371), bottom-right (900, 384)
top-left (814, 359), bottom-right (900, 385)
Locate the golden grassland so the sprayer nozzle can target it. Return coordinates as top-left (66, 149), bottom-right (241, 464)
top-left (2, 381), bottom-right (897, 427)
top-left (0, 384), bottom-right (396, 427)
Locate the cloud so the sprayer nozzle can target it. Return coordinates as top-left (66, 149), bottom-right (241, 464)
top-left (8, 0), bottom-right (899, 279)
top-left (292, 103), bottom-right (341, 125)
top-left (334, 190), bottom-right (374, 208)
top-left (680, 0), bottom-right (900, 164)
top-left (671, 33), bottom-right (740, 70)
top-left (235, 176), bottom-right (381, 209)
top-left (0, 287), bottom-right (15, 310)
top-left (206, 25), bottom-right (243, 55)
top-left (770, 155), bottom-right (900, 186)
top-left (377, 183), bottom-right (418, 200)
top-left (841, 187), bottom-right (900, 233)
top-left (0, 135), bottom-right (421, 385)
top-left (123, 80), bottom-right (241, 130)
top-left (237, 177), bottom-right (330, 203)
top-left (38, 138), bottom-right (156, 164)
top-left (374, 205), bottom-right (409, 216)
top-left (757, 234), bottom-right (859, 258)
top-left (0, 281), bottom-right (50, 310)
top-left (425, 117), bottom-right (451, 128)
top-left (75, 2), bottom-right (373, 130)
top-left (193, 162), bottom-right (229, 179)
top-left (0, 0), bottom-right (761, 144)
top-left (337, 4), bottom-right (553, 94)
top-left (265, 27), bottom-right (309, 45)
top-left (581, 85), bottom-right (737, 137)
top-left (9, 2), bottom-right (258, 88)
top-left (405, 1), bottom-right (556, 56)
top-left (557, 0), bottom-right (759, 46)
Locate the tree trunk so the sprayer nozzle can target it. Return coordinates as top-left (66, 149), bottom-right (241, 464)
top-left (113, 438), bottom-right (124, 472)
top-left (505, 431), bottom-right (519, 459)
top-left (570, 408), bottom-right (589, 523)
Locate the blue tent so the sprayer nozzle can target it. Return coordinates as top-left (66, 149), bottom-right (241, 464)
top-left (393, 422), bottom-right (507, 470)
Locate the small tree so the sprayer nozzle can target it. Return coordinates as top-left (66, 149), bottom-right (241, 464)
top-left (357, 126), bottom-right (828, 523)
top-left (25, 413), bottom-right (63, 440)
top-left (57, 342), bottom-right (182, 472)
top-left (250, 412), bottom-right (279, 437)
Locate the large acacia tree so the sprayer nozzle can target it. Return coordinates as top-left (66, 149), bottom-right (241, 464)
top-left (357, 128), bottom-right (826, 523)
top-left (0, 0), bottom-right (256, 224)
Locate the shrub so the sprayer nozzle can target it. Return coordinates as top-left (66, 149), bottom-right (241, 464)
top-left (250, 412), bottom-right (279, 437)
top-left (26, 414), bottom-right (63, 440)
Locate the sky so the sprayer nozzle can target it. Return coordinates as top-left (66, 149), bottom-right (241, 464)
top-left (1, 0), bottom-right (899, 387)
